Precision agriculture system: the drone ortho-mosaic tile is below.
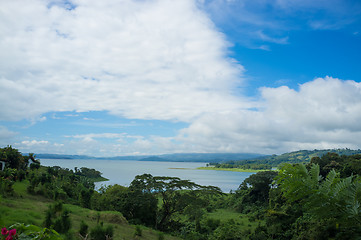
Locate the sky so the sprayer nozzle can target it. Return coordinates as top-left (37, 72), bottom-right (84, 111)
top-left (0, 0), bottom-right (361, 157)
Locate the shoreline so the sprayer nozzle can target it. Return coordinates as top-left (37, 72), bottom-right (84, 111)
top-left (197, 167), bottom-right (264, 173)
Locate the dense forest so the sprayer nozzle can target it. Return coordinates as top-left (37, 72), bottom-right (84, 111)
top-left (1, 146), bottom-right (361, 239)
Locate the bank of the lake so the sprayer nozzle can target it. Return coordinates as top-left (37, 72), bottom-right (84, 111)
top-left (197, 166), bottom-right (263, 172)
top-left (40, 159), bottom-right (256, 192)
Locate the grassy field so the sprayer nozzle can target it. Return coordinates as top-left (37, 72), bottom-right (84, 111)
top-left (206, 208), bottom-right (259, 228)
top-left (197, 167), bottom-right (263, 173)
top-left (0, 181), bottom-right (179, 240)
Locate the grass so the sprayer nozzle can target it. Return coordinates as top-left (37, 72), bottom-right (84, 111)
top-left (0, 181), bottom-right (180, 240)
top-left (197, 167), bottom-right (264, 173)
top-left (206, 208), bottom-right (260, 229)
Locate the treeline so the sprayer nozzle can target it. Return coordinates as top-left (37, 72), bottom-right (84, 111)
top-left (211, 148), bottom-right (361, 170)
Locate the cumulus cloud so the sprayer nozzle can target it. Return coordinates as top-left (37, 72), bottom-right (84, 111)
top-left (1, 1), bottom-right (360, 156)
top-left (0, 0), bottom-right (245, 122)
top-left (38, 77), bottom-right (361, 156)
top-left (175, 77), bottom-right (361, 154)
top-left (14, 139), bottom-right (65, 154)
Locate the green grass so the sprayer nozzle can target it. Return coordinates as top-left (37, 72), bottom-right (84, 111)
top-left (206, 209), bottom-right (260, 229)
top-left (197, 167), bottom-right (263, 173)
top-left (0, 181), bottom-right (180, 240)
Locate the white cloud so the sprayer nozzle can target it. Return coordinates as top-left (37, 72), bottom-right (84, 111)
top-left (20, 140), bottom-right (50, 146)
top-left (14, 139), bottom-right (64, 154)
top-left (43, 77), bottom-right (361, 156)
top-left (1, 1), bottom-right (360, 157)
top-left (0, 0), bottom-right (245, 122)
top-left (173, 77), bottom-right (361, 154)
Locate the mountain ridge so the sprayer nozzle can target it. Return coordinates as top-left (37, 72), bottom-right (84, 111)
top-left (35, 148), bottom-right (361, 164)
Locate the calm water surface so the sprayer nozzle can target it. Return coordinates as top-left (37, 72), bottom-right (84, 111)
top-left (40, 159), bottom-right (255, 192)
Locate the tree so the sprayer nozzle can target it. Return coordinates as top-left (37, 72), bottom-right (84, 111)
top-left (129, 174), bottom-right (222, 231)
top-left (238, 170), bottom-right (278, 203)
top-left (0, 146), bottom-right (25, 170)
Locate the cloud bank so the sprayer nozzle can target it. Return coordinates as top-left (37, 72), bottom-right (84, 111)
top-left (0, 0), bottom-right (244, 122)
top-left (177, 77), bottom-right (361, 154)
top-left (1, 1), bottom-right (361, 156)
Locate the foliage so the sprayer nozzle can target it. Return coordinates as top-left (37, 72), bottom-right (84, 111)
top-left (274, 163), bottom-right (361, 238)
top-left (7, 223), bottom-right (63, 240)
top-left (134, 225), bottom-right (142, 237)
top-left (74, 167), bottom-right (104, 179)
top-left (78, 221), bottom-right (88, 238)
top-left (92, 183), bottom-right (158, 227)
top-left (129, 174), bottom-right (223, 231)
top-left (0, 146), bottom-right (40, 171)
top-left (89, 224), bottom-right (113, 240)
top-left (8, 146), bottom-right (361, 239)
top-left (43, 202), bottom-right (72, 234)
top-left (27, 166), bottom-right (95, 206)
top-left (211, 148), bottom-right (361, 170)
top-left (209, 219), bottom-right (248, 240)
top-left (230, 171), bottom-right (277, 214)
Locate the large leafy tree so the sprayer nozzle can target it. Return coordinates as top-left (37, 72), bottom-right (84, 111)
top-left (129, 174), bottom-right (222, 231)
top-left (0, 146), bottom-right (24, 169)
top-left (238, 170), bottom-right (278, 202)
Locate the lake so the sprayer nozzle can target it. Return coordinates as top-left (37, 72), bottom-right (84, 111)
top-left (40, 159), bottom-right (255, 192)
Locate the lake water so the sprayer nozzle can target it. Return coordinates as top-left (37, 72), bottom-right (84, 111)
top-left (40, 159), bottom-right (255, 192)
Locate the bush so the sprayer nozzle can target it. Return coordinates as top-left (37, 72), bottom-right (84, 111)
top-left (90, 224), bottom-right (114, 240)
top-left (79, 221), bottom-right (88, 238)
top-left (134, 225), bottom-right (142, 237)
top-left (8, 223), bottom-right (63, 240)
top-left (158, 232), bottom-right (165, 240)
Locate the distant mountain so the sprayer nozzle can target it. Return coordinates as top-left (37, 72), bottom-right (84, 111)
top-left (35, 149), bottom-right (361, 166)
top-left (36, 152), bottom-right (265, 163)
top-left (156, 153), bottom-right (266, 163)
top-left (139, 156), bottom-right (168, 161)
top-left (35, 153), bottom-right (93, 159)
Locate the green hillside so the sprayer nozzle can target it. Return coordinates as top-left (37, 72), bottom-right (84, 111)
top-left (211, 148), bottom-right (361, 170)
top-left (0, 181), bottom-right (179, 240)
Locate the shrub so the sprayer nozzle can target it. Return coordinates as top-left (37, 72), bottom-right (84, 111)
top-left (90, 224), bottom-right (113, 240)
top-left (134, 225), bottom-right (142, 237)
top-left (79, 221), bottom-right (88, 238)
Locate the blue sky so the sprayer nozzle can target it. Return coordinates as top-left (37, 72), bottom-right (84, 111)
top-left (0, 0), bottom-right (361, 156)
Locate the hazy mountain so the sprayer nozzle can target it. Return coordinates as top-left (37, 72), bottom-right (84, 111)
top-left (35, 152), bottom-right (265, 163)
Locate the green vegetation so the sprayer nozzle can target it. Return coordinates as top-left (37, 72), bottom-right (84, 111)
top-left (2, 145), bottom-right (361, 239)
top-left (210, 148), bottom-right (361, 170)
top-left (197, 167), bottom-right (262, 172)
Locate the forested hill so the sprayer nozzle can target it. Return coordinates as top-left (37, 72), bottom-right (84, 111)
top-left (251, 148), bottom-right (361, 165)
top-left (213, 148), bottom-right (361, 170)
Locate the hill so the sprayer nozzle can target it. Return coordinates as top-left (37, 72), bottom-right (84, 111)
top-left (248, 148), bottom-right (361, 166)
top-left (213, 148), bottom-right (361, 170)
